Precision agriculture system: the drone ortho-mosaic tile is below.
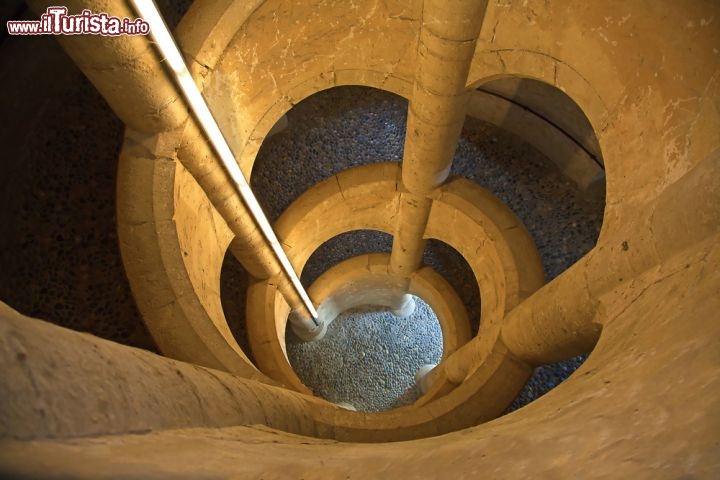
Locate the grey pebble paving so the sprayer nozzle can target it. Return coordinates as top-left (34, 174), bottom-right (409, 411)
top-left (287, 297), bottom-right (442, 412)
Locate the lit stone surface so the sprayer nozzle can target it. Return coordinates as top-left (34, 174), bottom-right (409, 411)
top-left (1, 0), bottom-right (718, 477)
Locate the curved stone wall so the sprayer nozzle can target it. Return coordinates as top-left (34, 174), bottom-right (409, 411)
top-left (1, 0), bottom-right (718, 477)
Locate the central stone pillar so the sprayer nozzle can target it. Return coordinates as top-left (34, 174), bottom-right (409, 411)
top-left (389, 0), bottom-right (489, 285)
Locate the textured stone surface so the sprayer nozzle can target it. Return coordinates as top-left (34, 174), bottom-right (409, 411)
top-left (1, 0), bottom-right (719, 477)
top-left (1, 232), bottom-right (718, 476)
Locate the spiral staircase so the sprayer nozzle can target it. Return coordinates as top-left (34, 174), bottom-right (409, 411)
top-left (0, 0), bottom-right (718, 477)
